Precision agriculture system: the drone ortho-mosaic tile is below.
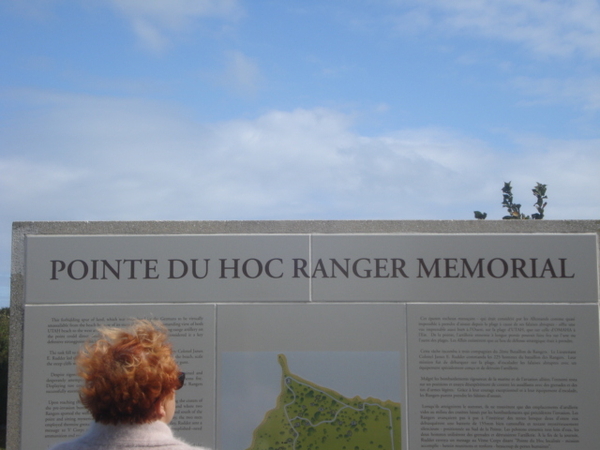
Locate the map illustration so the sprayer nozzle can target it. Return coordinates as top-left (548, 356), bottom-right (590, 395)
top-left (245, 354), bottom-right (402, 450)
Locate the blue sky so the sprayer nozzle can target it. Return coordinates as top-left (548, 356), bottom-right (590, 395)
top-left (1, 0), bottom-right (600, 306)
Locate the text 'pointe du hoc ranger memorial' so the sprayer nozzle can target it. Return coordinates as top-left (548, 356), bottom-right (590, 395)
top-left (8, 220), bottom-right (600, 450)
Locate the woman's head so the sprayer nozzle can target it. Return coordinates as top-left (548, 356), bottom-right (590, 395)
top-left (77, 319), bottom-right (183, 425)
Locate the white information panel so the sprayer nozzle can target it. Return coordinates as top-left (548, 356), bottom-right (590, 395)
top-left (407, 304), bottom-right (599, 449)
top-left (22, 304), bottom-right (215, 450)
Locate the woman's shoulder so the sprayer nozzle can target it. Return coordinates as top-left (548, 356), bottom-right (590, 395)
top-left (165, 434), bottom-right (210, 450)
top-left (46, 422), bottom-right (212, 450)
top-left (174, 444), bottom-right (210, 450)
top-left (48, 438), bottom-right (210, 450)
top-left (161, 441), bottom-right (209, 450)
top-left (48, 442), bottom-right (209, 450)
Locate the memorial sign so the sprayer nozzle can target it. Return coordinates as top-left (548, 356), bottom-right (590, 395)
top-left (9, 221), bottom-right (600, 450)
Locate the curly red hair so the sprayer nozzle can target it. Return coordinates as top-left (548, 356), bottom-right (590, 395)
top-left (76, 320), bottom-right (181, 424)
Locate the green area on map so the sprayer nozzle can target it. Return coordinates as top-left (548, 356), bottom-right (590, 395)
top-left (246, 354), bottom-right (401, 450)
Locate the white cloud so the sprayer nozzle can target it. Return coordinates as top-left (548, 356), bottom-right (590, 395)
top-left (505, 135), bottom-right (600, 218)
top-left (0, 159), bottom-right (87, 209)
top-left (2, 90), bottom-right (598, 223)
top-left (390, 0), bottom-right (600, 58)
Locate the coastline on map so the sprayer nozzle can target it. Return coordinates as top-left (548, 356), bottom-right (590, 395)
top-left (245, 353), bottom-right (401, 450)
top-left (219, 352), bottom-right (402, 450)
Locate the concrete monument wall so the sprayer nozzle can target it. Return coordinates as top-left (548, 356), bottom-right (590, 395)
top-left (9, 220), bottom-right (600, 450)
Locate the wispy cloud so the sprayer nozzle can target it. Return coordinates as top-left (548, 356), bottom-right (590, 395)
top-left (220, 51), bottom-right (263, 97)
top-left (109, 0), bottom-right (243, 51)
top-left (390, 0), bottom-right (600, 58)
top-left (111, 0), bottom-right (242, 27)
top-left (129, 18), bottom-right (170, 52)
top-left (513, 76), bottom-right (600, 110)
